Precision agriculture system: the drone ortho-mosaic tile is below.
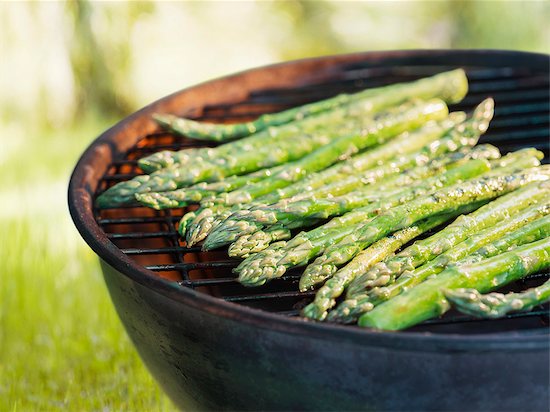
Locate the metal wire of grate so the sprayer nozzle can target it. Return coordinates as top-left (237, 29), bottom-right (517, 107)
top-left (94, 64), bottom-right (549, 333)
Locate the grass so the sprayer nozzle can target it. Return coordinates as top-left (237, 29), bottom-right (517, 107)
top-left (0, 117), bottom-right (175, 410)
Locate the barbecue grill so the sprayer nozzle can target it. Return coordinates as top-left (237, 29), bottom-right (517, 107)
top-left (69, 50), bottom-right (549, 411)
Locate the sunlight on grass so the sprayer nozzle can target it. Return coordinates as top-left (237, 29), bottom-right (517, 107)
top-left (0, 116), bottom-right (175, 410)
top-left (0, 217), bottom-right (174, 410)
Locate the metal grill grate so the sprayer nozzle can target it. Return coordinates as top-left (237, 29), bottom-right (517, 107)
top-left (94, 64), bottom-right (549, 333)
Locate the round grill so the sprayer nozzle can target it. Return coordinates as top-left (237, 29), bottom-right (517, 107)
top-left (69, 50), bottom-right (550, 411)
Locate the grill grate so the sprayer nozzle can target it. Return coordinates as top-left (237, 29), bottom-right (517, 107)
top-left (94, 64), bottom-right (549, 333)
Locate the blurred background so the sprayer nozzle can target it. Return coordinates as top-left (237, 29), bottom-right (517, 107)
top-left (1, 1), bottom-right (548, 409)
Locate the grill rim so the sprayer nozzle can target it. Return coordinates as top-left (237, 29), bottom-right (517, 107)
top-left (68, 49), bottom-right (550, 351)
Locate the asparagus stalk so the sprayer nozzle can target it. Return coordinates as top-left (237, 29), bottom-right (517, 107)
top-left (206, 142), bottom-right (480, 252)
top-left (153, 69), bottom-right (468, 142)
top-left (199, 100), bottom-right (494, 249)
top-left (219, 99), bottom-right (450, 206)
top-left (225, 100), bottom-right (487, 211)
top-left (141, 110), bottom-right (366, 173)
top-left (370, 199), bottom-right (550, 296)
top-left (345, 180), bottom-right (550, 299)
top-left (208, 154), bottom-right (487, 250)
top-left (301, 165), bottom-right (550, 291)
top-left (301, 212), bottom-right (464, 321)
top-left (140, 70), bottom-right (468, 173)
top-left (135, 164), bottom-right (287, 209)
top-left (138, 147), bottom-right (213, 174)
top-left (98, 123), bottom-right (335, 208)
top-left (359, 238), bottom-right (550, 330)
top-left (226, 145), bottom-right (500, 230)
top-left (98, 70), bottom-right (469, 208)
top-left (228, 225), bottom-right (295, 259)
top-left (235, 150), bottom-right (538, 283)
top-left (463, 214), bottom-right (550, 264)
top-left (444, 278), bottom-right (550, 318)
top-left (180, 101), bottom-right (490, 243)
top-left (236, 158), bottom-right (494, 286)
top-left (188, 99), bottom-right (450, 246)
top-left (331, 191), bottom-right (550, 323)
top-left (253, 109), bottom-right (472, 206)
top-left (316, 150), bottom-right (544, 280)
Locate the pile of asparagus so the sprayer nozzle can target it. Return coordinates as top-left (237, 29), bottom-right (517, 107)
top-left (96, 69), bottom-right (550, 331)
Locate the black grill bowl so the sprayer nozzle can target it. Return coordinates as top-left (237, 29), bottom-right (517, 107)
top-left (69, 50), bottom-right (550, 411)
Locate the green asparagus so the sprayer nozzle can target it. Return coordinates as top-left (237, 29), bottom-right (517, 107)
top-left (228, 225), bottom-right (295, 258)
top-left (224, 143), bottom-right (497, 258)
top-left (236, 158), bottom-right (495, 286)
top-left (301, 212), bottom-right (464, 320)
top-left (215, 153), bottom-right (493, 253)
top-left (444, 278), bottom-right (550, 318)
top-left (464, 214), bottom-right (550, 264)
top-left (345, 181), bottom-right (550, 299)
top-left (200, 100), bottom-right (495, 249)
top-left (219, 99), bottom-right (450, 206)
top-left (139, 70), bottom-right (468, 175)
top-left (153, 69), bottom-right (468, 142)
top-left (359, 238), bottom-right (550, 330)
top-left (331, 191), bottom-right (550, 323)
top-left (135, 164), bottom-right (287, 209)
top-left (369, 199), bottom-right (550, 297)
top-left (98, 124), bottom-right (333, 208)
top-left (180, 100), bottom-right (491, 243)
top-left (302, 165), bottom-right (549, 292)
top-left (253, 107), bottom-right (473, 205)
top-left (189, 99), bottom-right (450, 246)
top-left (223, 145), bottom-right (500, 231)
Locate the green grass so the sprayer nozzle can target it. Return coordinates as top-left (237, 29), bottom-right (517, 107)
top-left (0, 118), bottom-right (175, 410)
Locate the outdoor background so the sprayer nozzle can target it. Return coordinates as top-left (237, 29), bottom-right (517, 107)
top-left (1, 1), bottom-right (548, 410)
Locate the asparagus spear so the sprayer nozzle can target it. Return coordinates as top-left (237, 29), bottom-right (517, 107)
top-left (138, 147), bottom-right (213, 174)
top-left (140, 70), bottom-right (468, 174)
top-left (224, 145), bottom-right (500, 230)
top-left (444, 278), bottom-right (550, 318)
top-left (180, 102), bottom-right (490, 243)
top-left (228, 225), bottom-right (295, 259)
top-left (188, 99), bottom-right (450, 246)
top-left (371, 199), bottom-right (550, 295)
top-left (153, 69), bottom-right (468, 142)
top-left (220, 99), bottom-right (451, 206)
top-left (198, 100), bottom-right (494, 249)
top-left (345, 180), bottom-right (549, 299)
top-left (109, 99), bottom-right (448, 212)
top-left (331, 192), bottom-right (550, 323)
top-left (212, 147), bottom-right (496, 255)
top-left (98, 123), bottom-right (335, 208)
top-left (464, 214), bottom-right (550, 263)
top-left (99, 70), bottom-right (469, 208)
top-left (301, 212), bottom-right (466, 321)
top-left (307, 151), bottom-right (545, 287)
top-left (224, 154), bottom-right (448, 258)
top-left (236, 158), bottom-right (493, 286)
top-left (213, 98), bottom-right (450, 210)
top-left (225, 141), bottom-right (496, 258)
top-left (142, 108), bottom-right (370, 173)
top-left (301, 165), bottom-right (550, 291)
top-left (235, 149), bottom-right (539, 282)
top-left (359, 238), bottom-right (550, 330)
top-left (253, 109), bottom-right (472, 205)
top-left (135, 164), bottom-right (287, 209)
